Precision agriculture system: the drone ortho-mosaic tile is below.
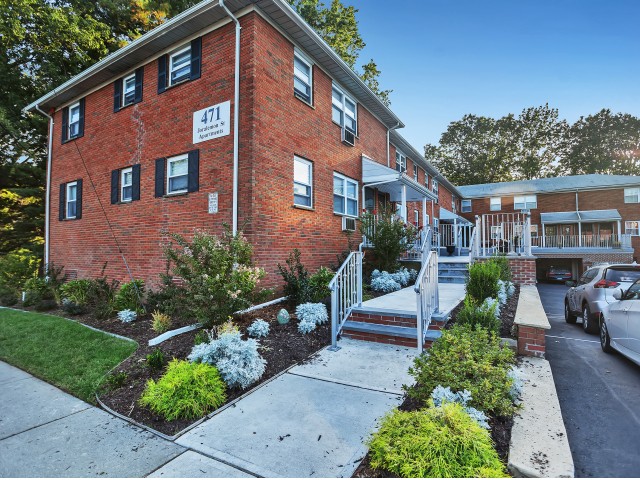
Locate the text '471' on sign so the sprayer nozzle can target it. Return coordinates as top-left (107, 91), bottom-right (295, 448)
top-left (193, 100), bottom-right (231, 144)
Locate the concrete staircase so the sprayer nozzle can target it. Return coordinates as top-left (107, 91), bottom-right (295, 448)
top-left (438, 260), bottom-right (469, 284)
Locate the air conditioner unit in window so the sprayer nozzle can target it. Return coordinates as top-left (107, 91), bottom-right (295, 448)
top-left (342, 216), bottom-right (357, 232)
top-left (342, 128), bottom-right (355, 147)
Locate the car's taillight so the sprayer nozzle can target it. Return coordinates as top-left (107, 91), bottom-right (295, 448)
top-left (594, 279), bottom-right (619, 289)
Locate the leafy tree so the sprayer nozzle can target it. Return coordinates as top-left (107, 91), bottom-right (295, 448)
top-left (565, 109), bottom-right (640, 176)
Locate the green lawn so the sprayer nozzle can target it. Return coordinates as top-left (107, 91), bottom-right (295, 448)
top-left (0, 309), bottom-right (137, 403)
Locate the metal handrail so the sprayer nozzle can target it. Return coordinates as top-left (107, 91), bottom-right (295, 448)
top-left (329, 251), bottom-right (363, 350)
top-left (414, 249), bottom-right (439, 352)
top-left (468, 226), bottom-right (477, 261)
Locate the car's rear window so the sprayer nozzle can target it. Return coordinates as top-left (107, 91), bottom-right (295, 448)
top-left (550, 267), bottom-right (570, 274)
top-left (605, 267), bottom-right (640, 283)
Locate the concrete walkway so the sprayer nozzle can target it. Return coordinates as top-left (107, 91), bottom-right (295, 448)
top-left (360, 283), bottom-right (466, 316)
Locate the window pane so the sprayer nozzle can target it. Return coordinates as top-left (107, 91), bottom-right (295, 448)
top-left (334, 195), bottom-right (345, 214)
top-left (347, 198), bottom-right (357, 216)
top-left (332, 106), bottom-right (342, 125)
top-left (345, 116), bottom-right (356, 132)
top-left (70, 105), bottom-right (80, 124)
top-left (169, 158), bottom-right (188, 177)
top-left (294, 57), bottom-right (310, 83)
top-left (169, 175), bottom-right (188, 192)
top-left (346, 181), bottom-right (357, 199)
top-left (67, 184), bottom-right (76, 201)
top-left (170, 49), bottom-right (191, 83)
top-left (344, 98), bottom-right (356, 117)
top-left (333, 176), bottom-right (344, 196)
top-left (294, 159), bottom-right (311, 184)
top-left (67, 200), bottom-right (76, 218)
top-left (123, 75), bottom-right (136, 105)
top-left (294, 183), bottom-right (310, 197)
top-left (294, 78), bottom-right (310, 99)
top-left (122, 170), bottom-right (133, 187)
top-left (332, 87), bottom-right (342, 107)
top-left (122, 185), bottom-right (132, 201)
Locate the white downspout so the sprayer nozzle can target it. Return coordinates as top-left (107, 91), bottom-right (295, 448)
top-left (34, 105), bottom-right (54, 268)
top-left (219, 0), bottom-right (241, 235)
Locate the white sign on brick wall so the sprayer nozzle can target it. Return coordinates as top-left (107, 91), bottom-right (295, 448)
top-left (208, 192), bottom-right (219, 214)
top-left (193, 101), bottom-right (230, 144)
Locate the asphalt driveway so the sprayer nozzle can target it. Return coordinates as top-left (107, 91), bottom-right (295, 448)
top-left (538, 283), bottom-right (640, 477)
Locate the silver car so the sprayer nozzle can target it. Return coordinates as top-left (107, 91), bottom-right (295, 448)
top-left (564, 263), bottom-right (640, 334)
top-left (600, 280), bottom-right (640, 365)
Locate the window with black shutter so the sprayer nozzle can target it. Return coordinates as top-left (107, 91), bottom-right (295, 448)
top-left (111, 165), bottom-right (141, 203)
top-left (158, 37), bottom-right (202, 93)
top-left (61, 99), bottom-right (85, 143)
top-left (155, 150), bottom-right (199, 197)
top-left (114, 67), bottom-right (144, 112)
top-left (59, 179), bottom-right (82, 220)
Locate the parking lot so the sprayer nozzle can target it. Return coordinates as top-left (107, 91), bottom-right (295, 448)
top-left (538, 283), bottom-right (640, 477)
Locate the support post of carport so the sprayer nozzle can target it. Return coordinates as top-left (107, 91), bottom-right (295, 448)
top-left (578, 222), bottom-right (582, 247)
top-left (401, 185), bottom-right (407, 223)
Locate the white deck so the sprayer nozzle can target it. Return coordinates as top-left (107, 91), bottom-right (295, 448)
top-left (361, 283), bottom-right (466, 316)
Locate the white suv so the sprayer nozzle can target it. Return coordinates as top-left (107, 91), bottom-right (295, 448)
top-left (564, 263), bottom-right (640, 334)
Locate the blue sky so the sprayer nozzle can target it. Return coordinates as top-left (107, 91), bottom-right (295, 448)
top-left (351, 0), bottom-right (640, 148)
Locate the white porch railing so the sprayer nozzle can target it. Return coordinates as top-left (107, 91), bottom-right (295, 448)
top-left (476, 213), bottom-right (532, 257)
top-left (414, 249), bottom-right (439, 352)
top-left (329, 251), bottom-right (363, 350)
top-left (437, 223), bottom-right (474, 254)
top-left (532, 233), bottom-right (632, 249)
top-left (469, 225), bottom-right (478, 261)
top-left (402, 226), bottom-right (433, 263)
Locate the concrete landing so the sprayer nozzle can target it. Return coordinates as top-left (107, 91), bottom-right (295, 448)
top-left (360, 283), bottom-right (466, 317)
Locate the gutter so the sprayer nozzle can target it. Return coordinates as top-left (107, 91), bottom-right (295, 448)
top-left (33, 105), bottom-right (54, 269)
top-left (219, 0), bottom-right (241, 235)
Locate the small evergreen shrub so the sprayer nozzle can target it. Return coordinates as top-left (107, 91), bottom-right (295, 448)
top-left (139, 359), bottom-right (226, 421)
top-left (146, 276), bottom-right (190, 319)
top-left (216, 320), bottom-right (239, 336)
top-left (456, 297), bottom-right (500, 334)
top-left (408, 325), bottom-right (517, 416)
top-left (86, 277), bottom-right (119, 320)
top-left (278, 249), bottom-right (311, 305)
top-left (466, 261), bottom-right (500, 304)
top-left (104, 371), bottom-right (128, 391)
top-left (194, 330), bottom-right (209, 345)
top-left (247, 319), bottom-right (270, 338)
top-left (117, 309), bottom-right (137, 323)
top-left (489, 255), bottom-right (512, 282)
top-left (370, 271), bottom-right (401, 293)
top-left (61, 298), bottom-right (87, 315)
top-left (0, 249), bottom-right (39, 294)
top-left (368, 403), bottom-right (507, 478)
top-left (151, 310), bottom-right (172, 333)
top-left (0, 286), bottom-right (18, 306)
top-left (277, 308), bottom-right (290, 325)
top-left (298, 319), bottom-right (317, 334)
top-left (114, 279), bottom-right (145, 314)
top-left (430, 385), bottom-right (489, 429)
top-left (60, 279), bottom-right (93, 307)
top-left (308, 266), bottom-right (334, 303)
top-left (295, 302), bottom-right (328, 325)
top-left (23, 277), bottom-right (56, 310)
top-left (146, 348), bottom-right (166, 372)
top-left (188, 332), bottom-right (266, 389)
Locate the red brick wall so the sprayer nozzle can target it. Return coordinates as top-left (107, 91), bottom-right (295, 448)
top-left (508, 258), bottom-right (537, 285)
top-left (517, 325), bottom-right (546, 358)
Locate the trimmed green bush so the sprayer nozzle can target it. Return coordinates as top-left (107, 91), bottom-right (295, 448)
top-left (489, 255), bottom-right (512, 282)
top-left (408, 325), bottom-right (516, 416)
top-left (139, 359), bottom-right (227, 421)
top-left (466, 261), bottom-right (501, 304)
top-left (23, 277), bottom-right (56, 310)
top-left (114, 279), bottom-right (145, 314)
top-left (368, 403), bottom-right (508, 478)
top-left (278, 249), bottom-right (311, 306)
top-left (457, 297), bottom-right (500, 334)
top-left (0, 249), bottom-right (39, 294)
top-left (308, 266), bottom-right (334, 302)
top-left (60, 279), bottom-right (93, 306)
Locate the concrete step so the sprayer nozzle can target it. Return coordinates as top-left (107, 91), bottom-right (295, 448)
top-left (438, 267), bottom-right (469, 275)
top-left (438, 275), bottom-right (467, 284)
top-left (342, 320), bottom-right (443, 348)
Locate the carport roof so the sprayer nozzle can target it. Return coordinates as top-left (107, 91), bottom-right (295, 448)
top-left (540, 209), bottom-right (622, 224)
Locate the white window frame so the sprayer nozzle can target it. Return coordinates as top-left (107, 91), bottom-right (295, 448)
top-left (68, 102), bottom-right (80, 138)
top-left (413, 164), bottom-right (419, 181)
top-left (293, 156), bottom-right (313, 207)
top-left (121, 167), bottom-right (133, 202)
top-left (293, 50), bottom-right (313, 104)
top-left (166, 154), bottom-right (189, 195)
top-left (452, 196), bottom-right (457, 212)
top-left (425, 173), bottom-right (429, 189)
top-left (433, 217), bottom-right (439, 232)
top-left (168, 45), bottom-right (191, 86)
top-left (624, 188), bottom-right (640, 204)
top-left (490, 197), bottom-right (502, 211)
top-left (333, 172), bottom-right (358, 217)
top-left (514, 195), bottom-right (537, 210)
top-left (461, 199), bottom-right (472, 213)
top-left (66, 181), bottom-right (77, 219)
top-left (625, 221), bottom-right (640, 236)
top-left (414, 209), bottom-right (419, 226)
top-left (332, 83), bottom-right (357, 133)
top-left (491, 225), bottom-right (503, 240)
top-left (122, 73), bottom-right (136, 107)
top-left (395, 151), bottom-right (406, 173)
top-left (432, 179), bottom-right (439, 196)
top-left (530, 224), bottom-right (539, 238)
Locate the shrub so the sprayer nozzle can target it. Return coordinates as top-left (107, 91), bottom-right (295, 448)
top-left (360, 207), bottom-right (419, 272)
top-left (430, 385), bottom-right (489, 429)
top-left (390, 268), bottom-right (412, 287)
top-left (61, 298), bottom-right (87, 315)
top-left (295, 303), bottom-right (328, 325)
top-left (60, 279), bottom-right (93, 306)
top-left (165, 227), bottom-right (265, 328)
top-left (308, 266), bottom-right (334, 303)
top-left (408, 325), bottom-right (517, 416)
top-left (146, 275), bottom-right (190, 318)
top-left (489, 255), bottom-right (512, 282)
top-left (151, 310), bottom-right (172, 333)
top-left (277, 308), bottom-right (290, 324)
top-left (104, 371), bottom-right (128, 391)
top-left (114, 280), bottom-right (145, 314)
top-left (298, 319), bottom-right (317, 334)
top-left (370, 271), bottom-right (401, 293)
top-left (139, 359), bottom-right (226, 421)
top-left (466, 261), bottom-right (500, 304)
top-left (456, 297), bottom-right (500, 334)
top-left (278, 249), bottom-right (311, 305)
top-left (482, 297), bottom-right (500, 319)
top-left (23, 277), bottom-right (56, 310)
top-left (508, 366), bottom-right (524, 401)
top-left (188, 331), bottom-right (266, 389)
top-left (247, 319), bottom-right (270, 338)
top-left (368, 404), bottom-right (507, 478)
top-left (117, 309), bottom-right (137, 323)
top-left (194, 330), bottom-right (209, 345)
top-left (86, 277), bottom-right (119, 320)
top-left (0, 286), bottom-right (19, 306)
top-left (146, 348), bottom-right (166, 372)
top-left (0, 249), bottom-right (39, 294)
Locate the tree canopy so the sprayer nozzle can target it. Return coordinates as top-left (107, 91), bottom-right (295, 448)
top-left (425, 105), bottom-right (640, 186)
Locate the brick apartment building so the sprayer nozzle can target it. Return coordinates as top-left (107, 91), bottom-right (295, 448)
top-left (25, 0), bottom-right (464, 289)
top-left (458, 175), bottom-right (640, 279)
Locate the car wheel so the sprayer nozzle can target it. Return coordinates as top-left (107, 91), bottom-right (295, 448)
top-left (564, 301), bottom-right (577, 324)
top-left (582, 304), bottom-right (598, 334)
top-left (600, 317), bottom-right (614, 353)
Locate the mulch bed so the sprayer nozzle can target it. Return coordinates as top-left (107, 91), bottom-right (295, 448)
top-left (94, 303), bottom-right (331, 436)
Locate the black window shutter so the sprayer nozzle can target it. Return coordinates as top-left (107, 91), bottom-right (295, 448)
top-left (188, 150), bottom-right (199, 192)
top-left (132, 164), bottom-right (141, 201)
top-left (78, 98), bottom-right (85, 138)
top-left (61, 107), bottom-right (69, 143)
top-left (76, 179), bottom-right (83, 219)
top-left (134, 67), bottom-right (144, 103)
top-left (113, 80), bottom-right (122, 112)
top-left (158, 55), bottom-right (167, 94)
top-left (190, 37), bottom-right (202, 80)
top-left (155, 158), bottom-right (166, 197)
top-left (111, 169), bottom-right (119, 204)
top-left (59, 183), bottom-right (66, 220)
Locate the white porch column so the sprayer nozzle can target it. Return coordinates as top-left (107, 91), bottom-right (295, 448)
top-left (617, 220), bottom-right (622, 237)
top-left (401, 185), bottom-right (407, 223)
top-left (578, 222), bottom-right (582, 247)
top-left (542, 223), bottom-right (546, 248)
top-left (422, 197), bottom-right (427, 228)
